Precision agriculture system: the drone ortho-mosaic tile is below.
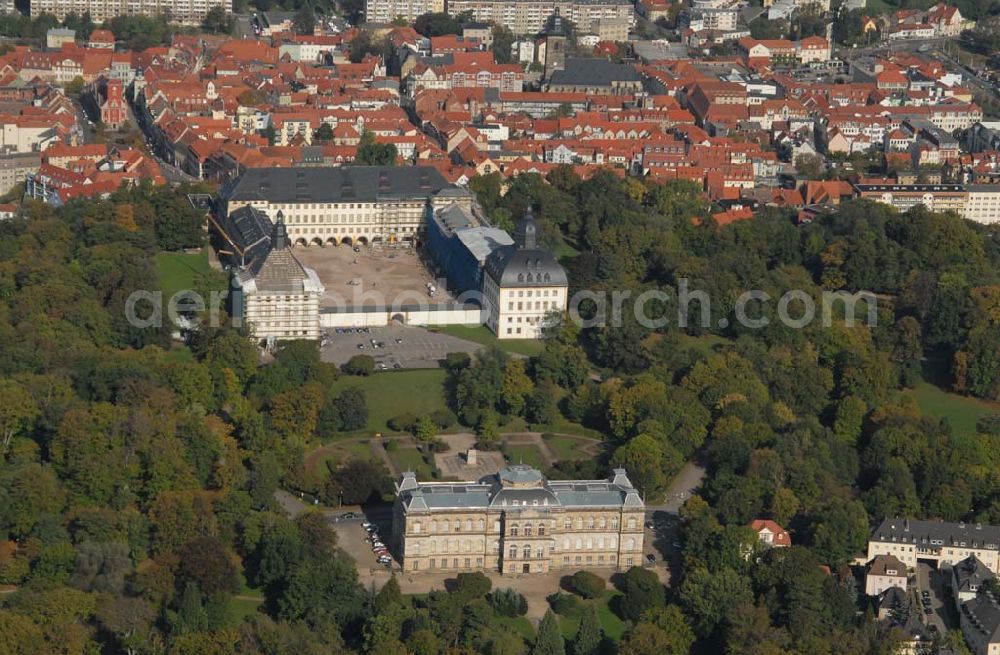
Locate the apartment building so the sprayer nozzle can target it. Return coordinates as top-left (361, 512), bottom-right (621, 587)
top-left (220, 166), bottom-right (470, 247)
top-left (853, 183), bottom-right (967, 215)
top-left (0, 153), bottom-right (42, 195)
top-left (964, 185), bottom-right (1000, 225)
top-left (364, 0), bottom-right (444, 23)
top-left (854, 183), bottom-right (1000, 224)
top-left (866, 518), bottom-right (1000, 573)
top-left (393, 465), bottom-right (645, 574)
top-left (445, 0), bottom-right (635, 36)
top-left (29, 0), bottom-right (230, 24)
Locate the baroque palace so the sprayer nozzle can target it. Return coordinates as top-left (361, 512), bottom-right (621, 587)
top-left (392, 465), bottom-right (645, 575)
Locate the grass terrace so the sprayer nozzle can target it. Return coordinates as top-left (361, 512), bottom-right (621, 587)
top-left (437, 325), bottom-right (546, 357)
top-left (154, 250), bottom-right (215, 300)
top-left (330, 369), bottom-right (450, 435)
top-left (903, 381), bottom-right (1000, 438)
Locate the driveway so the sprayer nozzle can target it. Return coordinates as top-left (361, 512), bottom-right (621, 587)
top-left (646, 461), bottom-right (706, 516)
top-left (917, 562), bottom-right (953, 634)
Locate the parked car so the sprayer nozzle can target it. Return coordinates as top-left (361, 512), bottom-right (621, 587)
top-left (361, 521), bottom-right (372, 529)
top-left (340, 512), bottom-right (357, 519)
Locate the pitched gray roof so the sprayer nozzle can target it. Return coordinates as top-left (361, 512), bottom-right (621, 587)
top-left (395, 467), bottom-right (642, 512)
top-left (213, 204), bottom-right (274, 268)
top-left (455, 227), bottom-right (514, 263)
top-left (954, 555), bottom-right (995, 595)
top-left (868, 554), bottom-right (906, 577)
top-left (871, 518), bottom-right (1000, 551)
top-left (221, 166), bottom-right (453, 204)
top-left (548, 58), bottom-right (642, 88)
top-left (963, 592), bottom-right (1000, 644)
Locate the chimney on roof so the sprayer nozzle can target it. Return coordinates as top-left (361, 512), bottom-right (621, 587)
top-left (378, 170), bottom-right (389, 191)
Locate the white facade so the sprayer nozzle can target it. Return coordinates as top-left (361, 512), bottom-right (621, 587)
top-left (512, 40), bottom-right (537, 64)
top-left (0, 123), bottom-right (60, 155)
top-left (964, 187), bottom-right (1000, 224)
top-left (244, 286), bottom-right (323, 341)
top-left (866, 520), bottom-right (1000, 574)
top-left (30, 0), bottom-right (231, 23)
top-left (364, 0), bottom-right (445, 23)
top-left (319, 306), bottom-right (484, 328)
top-left (483, 277), bottom-right (567, 339)
top-left (226, 197), bottom-right (463, 247)
top-left (445, 0), bottom-right (635, 36)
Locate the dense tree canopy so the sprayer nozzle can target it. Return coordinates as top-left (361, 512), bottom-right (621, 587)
top-left (1, 164), bottom-right (999, 654)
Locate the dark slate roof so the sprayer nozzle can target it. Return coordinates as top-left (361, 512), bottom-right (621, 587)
top-left (212, 204), bottom-right (274, 268)
top-left (871, 518), bottom-right (1000, 551)
top-left (221, 166), bottom-right (452, 204)
top-left (548, 58), bottom-right (642, 87)
top-left (236, 222), bottom-right (321, 294)
top-left (954, 555), bottom-right (995, 595)
top-left (484, 211), bottom-right (567, 288)
top-left (395, 467), bottom-right (641, 512)
top-left (962, 592), bottom-right (1000, 644)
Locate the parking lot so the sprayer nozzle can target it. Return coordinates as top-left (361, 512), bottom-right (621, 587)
top-left (321, 325), bottom-right (483, 369)
top-left (330, 508), bottom-right (397, 573)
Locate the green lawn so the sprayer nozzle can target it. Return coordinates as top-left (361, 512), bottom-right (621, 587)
top-left (224, 584), bottom-right (264, 625)
top-left (225, 596), bottom-right (263, 624)
top-left (312, 440), bottom-right (376, 472)
top-left (437, 325), bottom-right (546, 357)
top-left (557, 591), bottom-right (627, 642)
top-left (154, 250), bottom-right (215, 300)
top-left (903, 382), bottom-right (999, 438)
top-left (495, 615), bottom-right (536, 644)
top-left (330, 369), bottom-right (450, 434)
top-left (541, 434), bottom-right (594, 462)
top-left (504, 444), bottom-right (547, 469)
top-left (389, 447), bottom-right (437, 480)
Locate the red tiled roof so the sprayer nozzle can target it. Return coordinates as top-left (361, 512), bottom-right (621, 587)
top-left (749, 519), bottom-right (791, 546)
